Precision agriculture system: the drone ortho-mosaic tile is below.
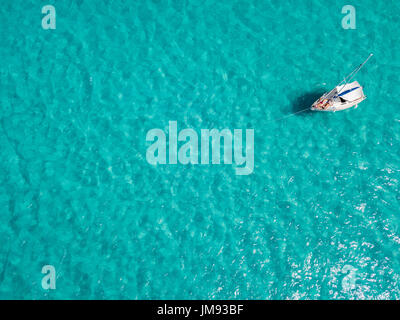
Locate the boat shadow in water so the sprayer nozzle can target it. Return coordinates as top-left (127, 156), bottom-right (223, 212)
top-left (291, 90), bottom-right (326, 116)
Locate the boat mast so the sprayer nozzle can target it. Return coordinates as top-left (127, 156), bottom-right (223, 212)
top-left (328, 53), bottom-right (373, 97)
top-left (340, 53), bottom-right (373, 87)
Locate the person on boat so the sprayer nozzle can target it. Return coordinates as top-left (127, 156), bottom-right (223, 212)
top-left (316, 99), bottom-right (331, 110)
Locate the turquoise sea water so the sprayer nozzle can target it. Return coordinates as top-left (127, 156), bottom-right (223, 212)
top-left (1, 0), bottom-right (400, 299)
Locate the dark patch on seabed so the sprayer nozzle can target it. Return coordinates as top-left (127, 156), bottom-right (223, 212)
top-left (292, 90), bottom-right (326, 116)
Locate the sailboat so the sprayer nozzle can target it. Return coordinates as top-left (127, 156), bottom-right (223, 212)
top-left (311, 54), bottom-right (373, 112)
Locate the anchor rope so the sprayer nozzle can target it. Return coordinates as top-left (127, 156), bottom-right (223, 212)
top-left (267, 107), bottom-right (311, 123)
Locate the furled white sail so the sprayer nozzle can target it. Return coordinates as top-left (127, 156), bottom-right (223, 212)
top-left (335, 81), bottom-right (364, 101)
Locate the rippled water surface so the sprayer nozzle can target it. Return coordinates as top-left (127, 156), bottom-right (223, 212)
top-left (1, 0), bottom-right (400, 299)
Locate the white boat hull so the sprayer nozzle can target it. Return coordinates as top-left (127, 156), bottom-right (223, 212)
top-left (311, 81), bottom-right (366, 112)
top-left (311, 96), bottom-right (366, 112)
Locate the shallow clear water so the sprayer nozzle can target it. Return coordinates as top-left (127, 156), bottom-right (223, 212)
top-left (1, 0), bottom-right (400, 299)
